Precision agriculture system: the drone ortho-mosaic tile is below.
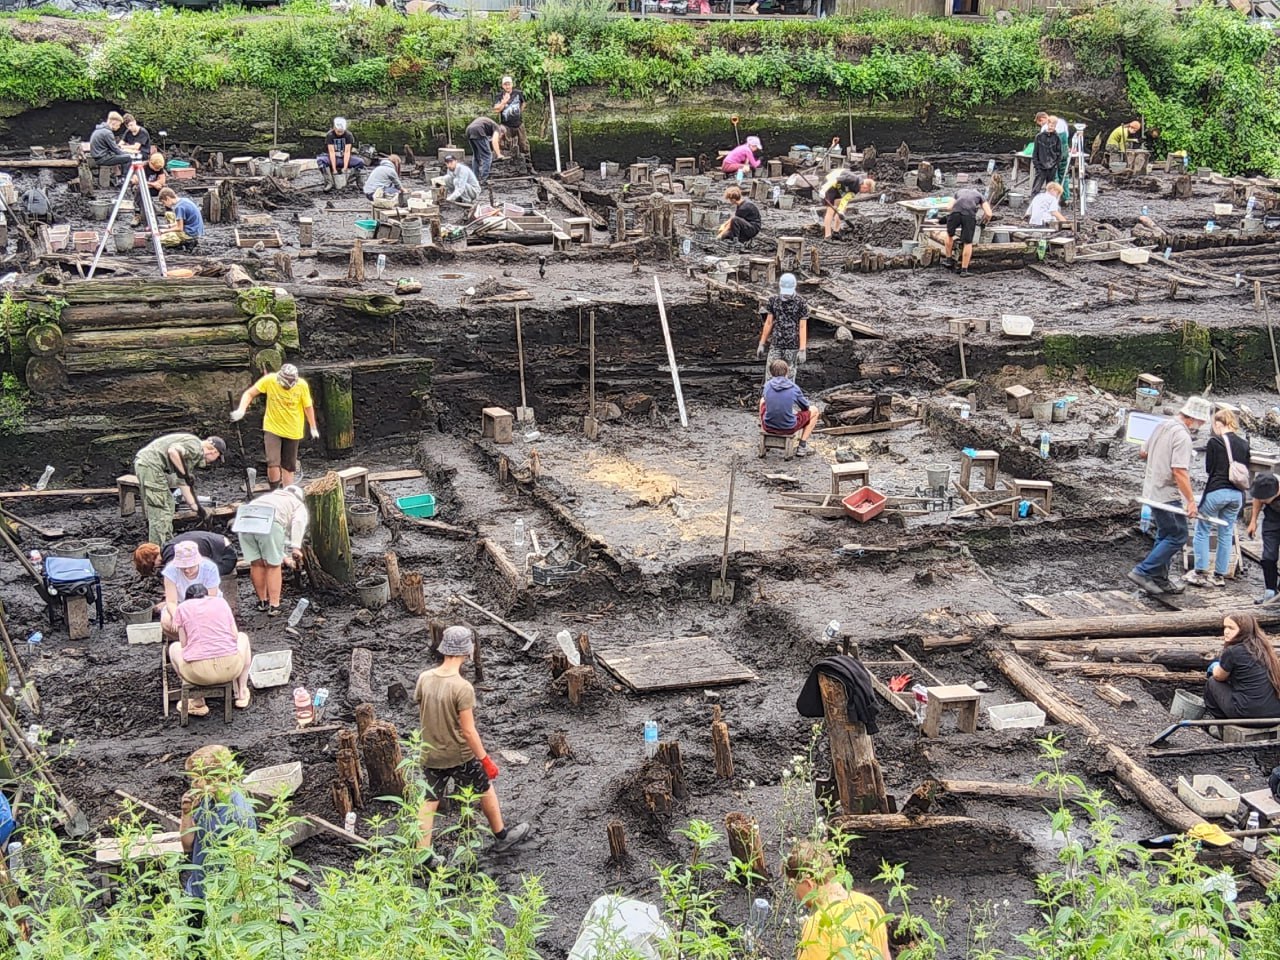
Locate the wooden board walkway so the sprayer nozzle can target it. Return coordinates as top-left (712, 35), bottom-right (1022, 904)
top-left (1015, 585), bottom-right (1255, 624)
top-left (596, 636), bottom-right (756, 692)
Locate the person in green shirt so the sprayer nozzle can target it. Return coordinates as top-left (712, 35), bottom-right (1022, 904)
top-left (132, 432), bottom-right (226, 544)
top-left (1107, 120), bottom-right (1141, 155)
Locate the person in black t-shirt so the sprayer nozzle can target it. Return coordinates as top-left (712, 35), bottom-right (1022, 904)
top-left (717, 185), bottom-right (761, 243)
top-left (1247, 472), bottom-right (1280, 604)
top-left (493, 76), bottom-right (528, 159)
top-left (316, 117), bottom-right (366, 191)
top-left (465, 116), bottom-right (507, 185)
top-left (122, 114), bottom-right (153, 156)
top-left (1186, 407), bottom-right (1250, 588)
top-left (1204, 612), bottom-right (1280, 720)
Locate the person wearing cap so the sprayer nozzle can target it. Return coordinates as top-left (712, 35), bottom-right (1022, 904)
top-left (718, 185), bottom-right (762, 244)
top-left (317, 117), bottom-right (366, 192)
top-left (158, 539), bottom-right (222, 636)
top-left (465, 116), bottom-right (507, 185)
top-left (415, 625), bottom-right (531, 862)
top-left (169, 584), bottom-right (254, 712)
top-left (784, 839), bottom-right (891, 960)
top-left (1247, 472), bottom-right (1280, 604)
top-left (134, 531), bottom-right (238, 579)
top-left (237, 485), bottom-right (309, 617)
top-left (1185, 407), bottom-right (1249, 589)
top-left (440, 154), bottom-right (480, 204)
top-left (820, 168), bottom-right (876, 240)
top-left (231, 364), bottom-right (318, 489)
top-left (88, 111), bottom-right (134, 173)
top-left (761, 358), bottom-right (818, 458)
top-left (132, 432), bottom-right (225, 546)
top-left (1128, 396), bottom-right (1211, 596)
top-left (135, 153), bottom-right (168, 226)
top-left (722, 136), bottom-right (763, 175)
top-left (180, 745), bottom-right (257, 898)
top-left (940, 187), bottom-right (994, 278)
top-left (756, 273), bottom-right (809, 383)
top-left (492, 75), bottom-right (528, 159)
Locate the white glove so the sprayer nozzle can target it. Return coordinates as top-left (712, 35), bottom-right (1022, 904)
top-left (230, 409), bottom-right (245, 422)
top-left (310, 427), bottom-right (320, 440)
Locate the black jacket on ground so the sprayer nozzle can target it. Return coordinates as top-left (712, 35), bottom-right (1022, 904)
top-left (796, 655), bottom-right (880, 733)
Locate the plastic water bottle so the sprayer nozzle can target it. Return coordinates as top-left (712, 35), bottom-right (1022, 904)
top-left (735, 169), bottom-right (744, 185)
top-left (344, 811), bottom-right (358, 835)
top-left (1164, 246), bottom-right (1173, 259)
top-left (879, 193), bottom-right (887, 204)
top-left (287, 598), bottom-right (310, 627)
top-left (26, 631), bottom-right (41, 653)
top-left (25, 724), bottom-right (40, 747)
top-left (1205, 219), bottom-right (1215, 233)
top-left (556, 629), bottom-right (581, 666)
top-left (746, 897), bottom-right (771, 952)
top-left (911, 684), bottom-right (929, 724)
top-left (513, 518), bottom-right (526, 552)
top-left (293, 687), bottom-right (314, 727)
top-left (35, 465), bottom-right (54, 490)
top-left (1247, 196), bottom-right (1257, 216)
top-left (643, 720), bottom-right (659, 758)
top-left (933, 169), bottom-right (943, 188)
top-left (681, 237), bottom-right (691, 257)
top-left (599, 161), bottom-right (607, 180)
top-left (1244, 811), bottom-right (1261, 853)
top-left (823, 620), bottom-right (840, 642)
top-left (313, 687), bottom-right (329, 710)
top-left (7, 842), bottom-right (22, 878)
top-left (1140, 503), bottom-right (1153, 534)
top-left (1236, 272), bottom-right (1243, 288)
top-left (376, 254), bottom-right (386, 279)
top-left (1141, 205), bottom-right (1148, 217)
top-left (1039, 431), bottom-right (1051, 459)
top-left (986, 159), bottom-right (995, 174)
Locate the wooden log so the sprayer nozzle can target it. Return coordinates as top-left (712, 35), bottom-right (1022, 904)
top-left (481, 538), bottom-right (524, 588)
top-left (1040, 662), bottom-right (1204, 682)
top-left (656, 741), bottom-right (687, 800)
top-left (62, 324), bottom-right (250, 354)
top-left (548, 730), bottom-right (572, 758)
top-left (61, 343), bottom-right (250, 374)
top-left (25, 323), bottom-right (63, 357)
top-left (711, 704), bottom-right (734, 779)
top-left (78, 159), bottom-right (93, 195)
top-left (829, 813), bottom-right (985, 833)
top-left (724, 811), bottom-right (768, 881)
top-left (336, 729), bottom-right (364, 809)
top-left (550, 650), bottom-right (570, 680)
top-left (469, 626), bottom-right (485, 684)
top-left (24, 356), bottom-right (67, 395)
top-left (1004, 609), bottom-right (1280, 641)
top-left (917, 161), bottom-right (934, 191)
top-left (45, 300), bottom-right (244, 330)
top-left (384, 551), bottom-right (401, 599)
top-left (319, 368), bottom-right (354, 454)
top-left (248, 313), bottom-right (281, 346)
top-left (331, 781), bottom-right (354, 820)
top-left (606, 819), bottom-right (628, 861)
top-left (575, 632), bottom-right (595, 667)
top-left (565, 665), bottom-right (593, 706)
top-left (24, 279), bottom-right (230, 306)
top-left (349, 647), bottom-right (374, 705)
top-left (348, 239), bottom-right (365, 282)
top-left (818, 673), bottom-right (890, 815)
top-left (922, 634), bottom-right (974, 650)
top-left (305, 472), bottom-right (354, 584)
top-left (1095, 684), bottom-right (1134, 707)
top-left (401, 573), bottom-right (427, 615)
top-left (936, 778), bottom-right (1075, 802)
top-left (252, 347), bottom-right (284, 374)
top-left (355, 704), bottom-right (406, 800)
top-left (644, 780), bottom-right (673, 814)
top-left (1011, 637), bottom-right (1220, 662)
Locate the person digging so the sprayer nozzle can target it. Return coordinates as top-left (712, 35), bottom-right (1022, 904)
top-left (235, 485), bottom-right (308, 618)
top-left (132, 432), bottom-right (226, 545)
top-left (230, 363), bottom-right (318, 489)
top-left (414, 626), bottom-right (531, 869)
top-left (940, 187), bottom-right (993, 277)
top-left (317, 116), bottom-right (366, 192)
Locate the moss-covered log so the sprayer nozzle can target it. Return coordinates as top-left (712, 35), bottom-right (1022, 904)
top-left (248, 314), bottom-right (281, 346)
top-left (319, 368), bottom-right (354, 453)
top-left (279, 320), bottom-right (300, 350)
top-left (63, 325), bottom-right (250, 354)
top-left (21, 279), bottom-right (229, 306)
top-left (24, 357), bottom-right (67, 395)
top-left (25, 323), bottom-right (63, 357)
top-left (35, 300), bottom-right (243, 331)
top-left (305, 471), bottom-right (354, 584)
top-left (62, 344), bottom-right (250, 374)
top-left (252, 347), bottom-right (285, 373)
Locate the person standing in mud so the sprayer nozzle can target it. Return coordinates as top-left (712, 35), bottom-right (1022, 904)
top-left (1128, 396), bottom-right (1211, 596)
top-left (756, 273), bottom-right (808, 383)
top-left (819, 168), bottom-right (876, 240)
top-left (132, 432), bottom-right (226, 546)
top-left (230, 363), bottom-right (318, 490)
top-left (940, 187), bottom-right (993, 277)
top-left (492, 76), bottom-right (528, 160)
top-left (1031, 120), bottom-right (1061, 196)
top-left (465, 116), bottom-right (507, 185)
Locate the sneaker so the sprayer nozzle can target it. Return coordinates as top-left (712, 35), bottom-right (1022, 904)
top-left (795, 442), bottom-right (811, 458)
top-left (1154, 576), bottom-right (1185, 595)
top-left (267, 605), bottom-right (282, 617)
top-left (1258, 589), bottom-right (1279, 606)
top-left (1127, 569), bottom-right (1166, 595)
top-left (491, 822), bottom-right (531, 851)
top-left (941, 256), bottom-right (956, 270)
top-left (1183, 570), bottom-right (1214, 588)
top-left (256, 599), bottom-right (269, 613)
top-left (958, 268), bottom-right (971, 277)
top-left (1207, 573), bottom-right (1226, 587)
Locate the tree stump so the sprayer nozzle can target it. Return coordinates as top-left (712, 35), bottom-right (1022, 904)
top-left (643, 776), bottom-right (673, 815)
top-left (336, 729), bottom-right (364, 809)
top-left (401, 573), bottom-right (426, 615)
top-left (818, 673), bottom-right (889, 815)
top-left (896, 141), bottom-right (910, 163)
top-left (711, 705), bottom-right (734, 779)
top-left (218, 179), bottom-right (237, 222)
top-left (550, 651), bottom-right (570, 680)
top-left (384, 552), bottom-right (402, 599)
top-left (656, 741), bottom-right (686, 799)
top-left (987, 172), bottom-right (1007, 209)
top-left (78, 160), bottom-right (93, 195)
top-left (575, 633), bottom-right (595, 667)
top-left (548, 730), bottom-right (573, 758)
top-left (725, 812), bottom-right (768, 881)
top-left (356, 704), bottom-right (406, 800)
top-left (331, 781), bottom-right (355, 820)
top-left (348, 238), bottom-right (365, 281)
top-left (565, 665), bottom-right (593, 706)
top-left (917, 161), bottom-right (934, 191)
top-left (1173, 175), bottom-right (1193, 200)
top-left (319, 368), bottom-right (354, 453)
top-left (607, 819), bottom-right (628, 861)
top-left (305, 472), bottom-right (354, 584)
top-left (861, 143), bottom-right (877, 172)
top-left (428, 618), bottom-right (444, 654)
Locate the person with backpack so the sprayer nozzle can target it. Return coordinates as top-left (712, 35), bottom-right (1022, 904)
top-left (1247, 472), bottom-right (1280, 604)
top-left (1186, 407), bottom-right (1250, 588)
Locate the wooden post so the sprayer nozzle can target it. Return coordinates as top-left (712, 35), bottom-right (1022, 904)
top-left (349, 647), bottom-right (374, 706)
top-left (656, 741), bottom-right (686, 799)
top-left (336, 729), bottom-right (364, 808)
top-left (724, 812), bottom-right (767, 881)
top-left (817, 673), bottom-right (889, 815)
top-left (711, 705), bottom-right (734, 779)
top-left (916, 161), bottom-right (933, 191)
top-left (428, 619), bottom-right (444, 655)
top-left (355, 704), bottom-right (406, 799)
top-left (384, 551), bottom-right (401, 599)
top-left (575, 632), bottom-right (595, 666)
top-left (548, 730), bottom-right (573, 758)
top-left (319, 368), bottom-right (354, 454)
top-left (468, 626), bottom-right (485, 683)
top-left (607, 819), bottom-right (628, 861)
top-left (550, 650), bottom-right (570, 680)
top-left (298, 217), bottom-right (314, 248)
top-left (305, 472), bottom-right (354, 584)
top-left (401, 573), bottom-right (426, 614)
top-left (77, 159), bottom-right (92, 195)
top-left (565, 665), bottom-right (592, 706)
top-left (348, 238), bottom-right (365, 281)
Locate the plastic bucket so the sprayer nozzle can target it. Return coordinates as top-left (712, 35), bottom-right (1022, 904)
top-left (400, 217), bottom-right (424, 245)
top-left (925, 464), bottom-right (950, 490)
top-left (356, 575), bottom-right (389, 610)
top-left (346, 502), bottom-right (379, 535)
top-left (1051, 400), bottom-right (1068, 423)
top-left (49, 539), bottom-right (88, 559)
top-left (1135, 387), bottom-right (1159, 412)
top-left (112, 223), bottom-right (135, 253)
top-left (120, 599), bottom-right (153, 625)
top-left (89, 199), bottom-right (113, 222)
top-left (87, 547), bottom-right (118, 578)
top-left (1171, 689), bottom-right (1206, 721)
top-left (1031, 401), bottom-right (1053, 423)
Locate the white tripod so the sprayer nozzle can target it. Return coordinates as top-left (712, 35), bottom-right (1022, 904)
top-left (88, 157), bottom-right (168, 279)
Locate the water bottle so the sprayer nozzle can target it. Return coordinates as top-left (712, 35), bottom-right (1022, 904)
top-left (1039, 431), bottom-right (1051, 459)
top-left (1205, 219), bottom-right (1215, 233)
top-left (910, 684), bottom-right (929, 725)
top-left (7, 842), bottom-right (21, 878)
top-left (513, 518), bottom-right (526, 552)
top-left (1140, 503), bottom-right (1153, 534)
top-left (879, 193), bottom-right (887, 204)
top-left (1236, 272), bottom-right (1243, 288)
top-left (1164, 246), bottom-right (1173, 259)
top-left (376, 254), bottom-right (386, 279)
top-left (1182, 155), bottom-right (1189, 171)
top-left (344, 811), bottom-right (358, 835)
top-left (293, 687), bottom-right (314, 727)
top-left (1244, 811), bottom-right (1261, 853)
top-left (35, 465), bottom-right (54, 490)
top-left (287, 598), bottom-right (310, 627)
top-left (1247, 196), bottom-right (1257, 216)
top-left (3, 684), bottom-right (13, 700)
top-left (28, 550), bottom-right (42, 567)
top-left (933, 169), bottom-right (943, 188)
top-left (746, 897), bottom-right (771, 952)
top-left (959, 402), bottom-right (971, 419)
top-left (681, 237), bottom-right (691, 257)
top-left (735, 169), bottom-right (744, 185)
top-left (25, 724), bottom-right (40, 747)
top-left (26, 631), bottom-right (41, 654)
top-left (313, 687), bottom-right (329, 710)
top-left (643, 720), bottom-right (659, 758)
top-left (1141, 205), bottom-right (1148, 217)
top-left (599, 161), bottom-right (607, 180)
top-left (986, 159), bottom-right (995, 174)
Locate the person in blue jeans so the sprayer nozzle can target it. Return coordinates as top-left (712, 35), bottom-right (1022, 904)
top-left (1186, 407), bottom-right (1249, 588)
top-left (1129, 396), bottom-right (1212, 596)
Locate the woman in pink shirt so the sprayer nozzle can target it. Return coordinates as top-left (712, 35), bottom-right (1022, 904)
top-left (722, 136), bottom-right (763, 174)
top-left (170, 584), bottom-right (253, 713)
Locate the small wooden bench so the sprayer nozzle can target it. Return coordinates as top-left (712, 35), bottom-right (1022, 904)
top-left (922, 684), bottom-right (981, 738)
top-left (830, 461), bottom-right (870, 496)
top-left (481, 407), bottom-right (514, 444)
top-left (563, 217), bottom-right (593, 243)
top-left (1012, 479), bottom-right (1054, 517)
top-left (336, 466), bottom-right (370, 501)
top-left (162, 644), bottom-right (233, 727)
top-left (758, 430), bottom-right (798, 460)
top-left (117, 473), bottom-right (141, 516)
top-left (959, 451), bottom-right (999, 491)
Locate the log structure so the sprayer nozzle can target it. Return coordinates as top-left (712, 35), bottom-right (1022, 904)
top-left (319, 368), bottom-right (355, 453)
top-left (819, 673), bottom-right (890, 815)
top-left (8, 278), bottom-right (300, 395)
top-left (306, 472), bottom-right (354, 585)
top-left (725, 812), bottom-right (767, 881)
top-left (355, 703), bottom-right (406, 800)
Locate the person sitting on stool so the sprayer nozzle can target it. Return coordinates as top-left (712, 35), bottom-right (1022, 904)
top-left (317, 117), bottom-right (366, 191)
top-left (170, 584), bottom-right (253, 713)
top-left (158, 540), bottom-right (221, 638)
top-left (1204, 613), bottom-right (1280, 721)
top-left (761, 358), bottom-right (818, 458)
top-left (718, 185), bottom-right (761, 244)
top-left (89, 111), bottom-right (135, 176)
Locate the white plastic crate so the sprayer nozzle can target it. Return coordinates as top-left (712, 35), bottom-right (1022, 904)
top-left (244, 761), bottom-right (303, 800)
top-left (987, 701), bottom-right (1046, 731)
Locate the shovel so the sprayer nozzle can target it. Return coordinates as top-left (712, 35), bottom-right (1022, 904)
top-left (514, 306), bottom-right (534, 423)
top-left (1264, 290), bottom-right (1280, 394)
top-left (710, 458), bottom-right (739, 602)
top-left (0, 708), bottom-right (89, 836)
top-left (1149, 716), bottom-right (1280, 747)
top-left (583, 308), bottom-right (599, 440)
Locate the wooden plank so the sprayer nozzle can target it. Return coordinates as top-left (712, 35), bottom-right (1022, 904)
top-left (367, 469), bottom-right (423, 483)
top-left (814, 417), bottom-right (921, 437)
top-left (0, 487), bottom-right (117, 501)
top-left (0, 158), bottom-right (82, 169)
top-left (95, 831), bottom-right (185, 864)
top-left (596, 637), bottom-right (756, 692)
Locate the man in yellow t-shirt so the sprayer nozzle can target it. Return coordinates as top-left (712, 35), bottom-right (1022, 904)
top-left (785, 841), bottom-right (892, 960)
top-left (230, 364), bottom-right (318, 488)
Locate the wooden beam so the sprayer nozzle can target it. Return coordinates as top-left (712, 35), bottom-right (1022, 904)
top-left (814, 417), bottom-right (921, 436)
top-left (1004, 609), bottom-right (1280, 641)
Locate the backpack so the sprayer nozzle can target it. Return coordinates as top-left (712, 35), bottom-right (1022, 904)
top-left (1223, 434), bottom-right (1249, 491)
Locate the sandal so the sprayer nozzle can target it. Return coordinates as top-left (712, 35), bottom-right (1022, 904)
top-left (186, 701), bottom-right (210, 717)
top-left (235, 690), bottom-right (252, 709)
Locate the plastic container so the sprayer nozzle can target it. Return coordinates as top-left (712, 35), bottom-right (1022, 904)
top-left (346, 501), bottom-right (379, 534)
top-left (250, 650), bottom-right (294, 689)
top-left (842, 487), bottom-right (887, 523)
top-left (1120, 248), bottom-right (1150, 265)
top-left (36, 466), bottom-right (54, 490)
top-left (925, 465), bottom-right (950, 490)
top-left (244, 761), bottom-right (303, 799)
top-left (355, 218), bottom-right (378, 239)
top-left (1051, 400), bottom-right (1068, 423)
top-left (987, 702), bottom-right (1046, 730)
top-left (1001, 314), bottom-right (1034, 338)
top-left (1031, 401), bottom-right (1053, 423)
top-left (165, 159), bottom-right (192, 170)
top-left (643, 720), bottom-right (659, 758)
top-left (293, 687), bottom-right (314, 726)
top-left (126, 622), bottom-right (163, 645)
top-left (356, 575), bottom-right (390, 610)
top-left (1244, 811), bottom-right (1260, 852)
top-left (395, 494), bottom-right (436, 518)
top-left (1213, 202), bottom-right (1233, 216)
top-left (287, 599), bottom-right (309, 628)
top-left (120, 599), bottom-right (154, 625)
top-left (1177, 774), bottom-right (1240, 819)
top-left (1170, 689), bottom-right (1206, 720)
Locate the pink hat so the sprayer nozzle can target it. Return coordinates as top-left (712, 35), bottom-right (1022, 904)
top-left (173, 540), bottom-right (201, 566)
top-left (746, 136), bottom-right (762, 150)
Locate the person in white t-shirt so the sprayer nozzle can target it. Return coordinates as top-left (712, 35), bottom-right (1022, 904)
top-left (1027, 182), bottom-right (1068, 227)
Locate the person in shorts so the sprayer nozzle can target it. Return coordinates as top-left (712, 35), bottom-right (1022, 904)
top-left (761, 358), bottom-right (818, 457)
top-left (1247, 472), bottom-right (1280, 605)
top-left (820, 168), bottom-right (876, 239)
top-left (170, 584), bottom-right (253, 712)
top-left (231, 363), bottom-right (318, 488)
top-left (415, 626), bottom-right (531, 866)
top-left (940, 187), bottom-right (993, 277)
top-left (756, 272), bottom-right (809, 383)
top-left (236, 485), bottom-right (308, 617)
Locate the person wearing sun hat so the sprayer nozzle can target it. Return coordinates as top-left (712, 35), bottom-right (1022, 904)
top-left (230, 363), bottom-right (318, 489)
top-left (237, 485), bottom-right (309, 617)
top-left (722, 135), bottom-right (763, 175)
top-left (1129, 395), bottom-right (1213, 596)
top-left (414, 626), bottom-right (531, 864)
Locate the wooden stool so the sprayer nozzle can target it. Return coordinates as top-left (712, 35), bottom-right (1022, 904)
top-left (759, 430), bottom-right (798, 460)
top-left (958, 450), bottom-right (999, 490)
top-left (1005, 385), bottom-right (1033, 418)
top-left (673, 157), bottom-right (697, 176)
top-left (749, 179), bottom-right (770, 203)
top-left (767, 160), bottom-right (783, 178)
top-left (336, 465), bottom-right (370, 501)
top-left (117, 473), bottom-right (141, 516)
top-left (481, 407), bottom-right (514, 444)
top-left (1137, 373), bottom-right (1165, 395)
top-left (1012, 479), bottom-right (1053, 517)
top-left (776, 235), bottom-right (805, 267)
top-left (1251, 453), bottom-right (1280, 476)
top-left (563, 217), bottom-right (593, 243)
top-left (669, 197), bottom-right (695, 224)
top-left (651, 170), bottom-right (673, 192)
top-left (747, 257), bottom-right (777, 285)
top-left (1242, 787), bottom-right (1280, 823)
top-left (830, 461), bottom-right (870, 495)
top-left (552, 231), bottom-right (572, 252)
top-left (922, 684), bottom-right (981, 738)
top-left (162, 644), bottom-right (233, 727)
top-left (627, 163), bottom-right (651, 185)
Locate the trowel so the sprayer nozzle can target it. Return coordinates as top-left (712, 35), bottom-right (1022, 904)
top-left (245, 466), bottom-right (257, 502)
top-left (710, 458), bottom-right (738, 602)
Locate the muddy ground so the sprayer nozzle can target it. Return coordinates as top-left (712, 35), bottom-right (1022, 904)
top-left (3, 137), bottom-right (1280, 957)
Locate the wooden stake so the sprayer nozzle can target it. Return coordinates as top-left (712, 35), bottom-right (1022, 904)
top-left (548, 730), bottom-right (572, 758)
top-left (402, 573), bottom-right (427, 615)
top-left (818, 673), bottom-right (889, 814)
top-left (725, 811), bottom-right (767, 880)
top-left (349, 647), bottom-right (374, 705)
top-left (384, 551), bottom-right (401, 599)
top-left (565, 665), bottom-right (593, 706)
top-left (336, 728), bottom-right (364, 808)
top-left (607, 819), bottom-right (628, 861)
top-left (429, 619), bottom-right (444, 655)
top-left (348, 238), bottom-right (365, 282)
top-left (305, 472), bottom-right (354, 584)
top-left (711, 705), bottom-right (734, 779)
top-left (656, 741), bottom-right (687, 799)
top-left (356, 704), bottom-right (406, 799)
top-left (319, 368), bottom-right (354, 453)
top-left (575, 632), bottom-right (595, 666)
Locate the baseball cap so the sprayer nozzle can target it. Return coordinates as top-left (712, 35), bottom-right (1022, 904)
top-left (440, 626), bottom-right (475, 657)
top-left (277, 364), bottom-right (299, 388)
top-left (779, 273), bottom-right (796, 297)
top-left (334, 117), bottom-right (347, 131)
top-left (207, 436), bottom-right (227, 459)
top-left (1251, 472), bottom-right (1278, 501)
top-left (284, 485), bottom-right (305, 502)
top-left (1179, 396), bottom-right (1213, 423)
top-left (746, 135), bottom-right (762, 150)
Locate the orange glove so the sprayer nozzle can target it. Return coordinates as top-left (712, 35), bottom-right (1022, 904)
top-left (888, 674), bottom-right (912, 693)
top-left (481, 755), bottom-right (499, 780)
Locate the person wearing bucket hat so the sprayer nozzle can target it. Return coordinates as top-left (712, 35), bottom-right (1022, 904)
top-left (721, 135), bottom-right (763, 175)
top-left (231, 364), bottom-right (318, 489)
top-left (158, 539), bottom-right (222, 637)
top-left (414, 626), bottom-right (531, 861)
top-left (1247, 472), bottom-right (1280, 604)
top-left (756, 273), bottom-right (809, 384)
top-left (132, 433), bottom-right (226, 546)
top-left (237, 485), bottom-right (309, 617)
top-left (1128, 395), bottom-right (1212, 596)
